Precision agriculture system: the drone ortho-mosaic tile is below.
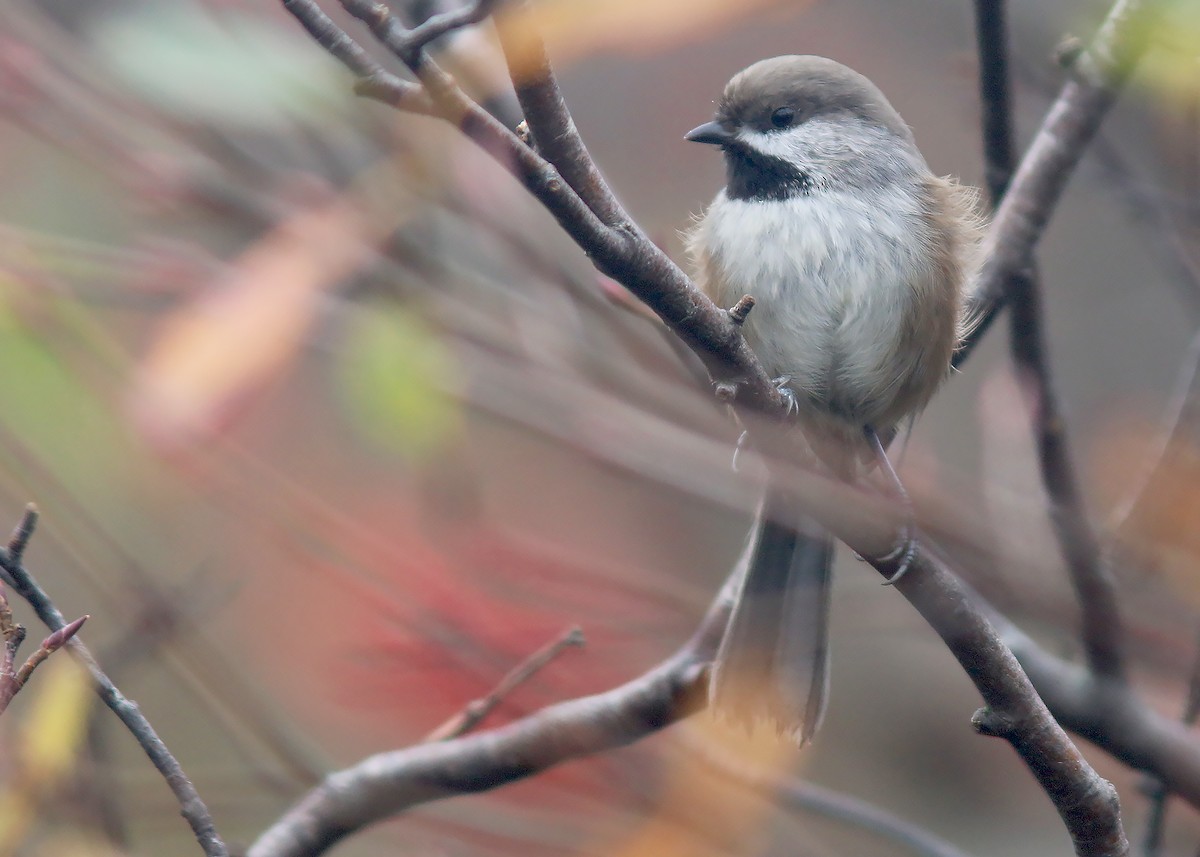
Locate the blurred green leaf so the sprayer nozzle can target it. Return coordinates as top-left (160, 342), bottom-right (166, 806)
top-left (92, 4), bottom-right (346, 127)
top-left (338, 305), bottom-right (460, 459)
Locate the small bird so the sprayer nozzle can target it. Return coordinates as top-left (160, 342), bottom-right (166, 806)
top-left (686, 56), bottom-right (980, 744)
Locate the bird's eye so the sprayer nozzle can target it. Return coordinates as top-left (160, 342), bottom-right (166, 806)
top-left (770, 107), bottom-right (795, 129)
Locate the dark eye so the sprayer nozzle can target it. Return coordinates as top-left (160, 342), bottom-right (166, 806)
top-left (770, 107), bottom-right (795, 129)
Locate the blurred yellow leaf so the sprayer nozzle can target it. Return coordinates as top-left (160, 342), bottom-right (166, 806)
top-left (0, 657), bottom-right (92, 848)
top-left (609, 713), bottom-right (800, 857)
top-left (499, 0), bottom-right (793, 73)
top-left (21, 656), bottom-right (91, 782)
top-left (132, 193), bottom-right (378, 448)
top-left (1133, 5), bottom-right (1200, 101)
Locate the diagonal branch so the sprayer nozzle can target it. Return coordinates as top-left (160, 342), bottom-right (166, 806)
top-left (279, 0), bottom-right (785, 415)
top-left (492, 0), bottom-right (625, 227)
top-left (247, 564), bottom-right (735, 857)
top-left (0, 506), bottom-right (229, 857)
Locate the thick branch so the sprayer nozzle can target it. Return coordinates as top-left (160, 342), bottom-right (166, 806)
top-left (493, 0), bottom-right (625, 227)
top-left (872, 546), bottom-right (1126, 857)
top-left (247, 571), bottom-right (733, 857)
top-left (280, 0), bottom-right (785, 414)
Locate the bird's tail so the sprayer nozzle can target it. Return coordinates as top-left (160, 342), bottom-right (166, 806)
top-left (710, 486), bottom-right (833, 746)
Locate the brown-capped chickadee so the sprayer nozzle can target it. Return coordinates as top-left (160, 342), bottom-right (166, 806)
top-left (686, 56), bottom-right (980, 745)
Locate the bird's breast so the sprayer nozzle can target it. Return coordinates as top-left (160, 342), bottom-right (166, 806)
top-left (690, 187), bottom-right (941, 428)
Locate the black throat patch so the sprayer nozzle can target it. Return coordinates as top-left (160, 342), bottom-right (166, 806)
top-left (722, 143), bottom-right (813, 201)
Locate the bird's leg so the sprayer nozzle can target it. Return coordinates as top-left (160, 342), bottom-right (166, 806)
top-left (863, 424), bottom-right (916, 584)
top-left (730, 379), bottom-right (797, 472)
top-left (772, 376), bottom-right (800, 416)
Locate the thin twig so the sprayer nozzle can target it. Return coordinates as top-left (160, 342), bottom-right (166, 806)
top-left (423, 625), bottom-right (585, 742)
top-left (280, 0), bottom-right (432, 114)
top-left (956, 0), bottom-right (1162, 365)
top-left (12, 614), bottom-right (87, 687)
top-left (0, 509), bottom-right (228, 857)
top-left (1140, 624), bottom-right (1200, 857)
top-left (404, 0), bottom-right (503, 53)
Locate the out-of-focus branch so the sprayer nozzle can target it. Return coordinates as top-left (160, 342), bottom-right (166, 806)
top-left (0, 506), bottom-right (229, 857)
top-left (972, 0), bottom-right (1017, 204)
top-left (956, 0), bottom-right (1162, 365)
top-left (1111, 327), bottom-right (1200, 533)
top-left (1140, 625), bottom-right (1200, 857)
top-left (972, 0), bottom-right (1126, 683)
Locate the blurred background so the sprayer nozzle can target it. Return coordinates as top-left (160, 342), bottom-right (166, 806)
top-left (0, 0), bottom-right (1197, 854)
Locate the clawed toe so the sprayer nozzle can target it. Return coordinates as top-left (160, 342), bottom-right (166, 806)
top-left (772, 376), bottom-right (799, 416)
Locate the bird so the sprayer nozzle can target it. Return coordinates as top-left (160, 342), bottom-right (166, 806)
top-left (685, 55), bottom-right (981, 745)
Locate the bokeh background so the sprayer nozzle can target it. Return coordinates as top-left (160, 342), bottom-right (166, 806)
top-left (0, 0), bottom-right (1198, 854)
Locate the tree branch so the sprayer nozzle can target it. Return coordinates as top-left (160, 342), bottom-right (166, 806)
top-left (972, 0), bottom-right (1126, 682)
top-left (871, 545), bottom-right (1127, 857)
top-left (492, 0), bottom-right (626, 227)
top-left (280, 0), bottom-right (785, 414)
top-left (247, 567), bottom-right (734, 857)
top-left (956, 0), bottom-right (1161, 365)
top-left (0, 506), bottom-right (229, 857)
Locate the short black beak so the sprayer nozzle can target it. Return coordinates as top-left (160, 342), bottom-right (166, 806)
top-left (685, 121), bottom-right (733, 146)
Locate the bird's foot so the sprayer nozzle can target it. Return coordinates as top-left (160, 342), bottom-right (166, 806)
top-left (772, 376), bottom-right (799, 416)
top-left (862, 424), bottom-right (919, 585)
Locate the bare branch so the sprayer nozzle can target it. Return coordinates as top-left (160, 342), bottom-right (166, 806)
top-left (972, 0), bottom-right (1126, 681)
top-left (423, 625), bottom-right (585, 742)
top-left (957, 0), bottom-right (1162, 365)
top-left (872, 546), bottom-right (1127, 857)
top-left (279, 0), bottom-right (786, 414)
top-left (493, 0), bottom-right (625, 227)
top-left (247, 573), bottom-right (733, 857)
top-left (405, 0), bottom-right (503, 54)
top-left (0, 521), bottom-right (228, 857)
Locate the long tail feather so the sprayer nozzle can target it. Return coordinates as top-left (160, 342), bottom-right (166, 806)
top-left (710, 487), bottom-right (833, 746)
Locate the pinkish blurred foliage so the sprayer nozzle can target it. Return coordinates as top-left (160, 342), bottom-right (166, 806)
top-left (0, 0), bottom-right (1196, 855)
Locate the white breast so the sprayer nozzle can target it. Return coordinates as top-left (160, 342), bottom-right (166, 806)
top-left (691, 187), bottom-right (935, 426)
